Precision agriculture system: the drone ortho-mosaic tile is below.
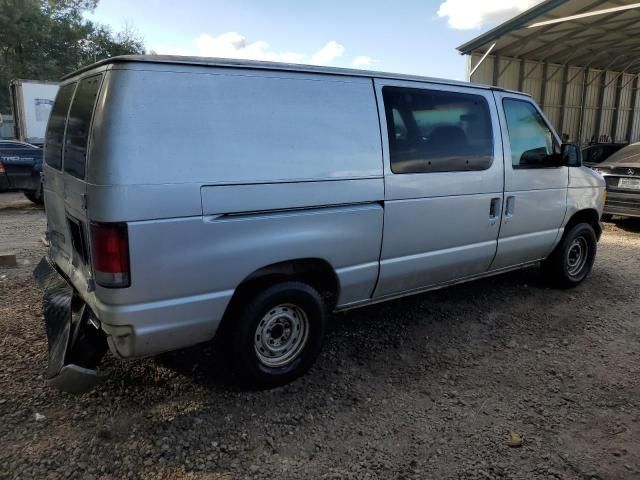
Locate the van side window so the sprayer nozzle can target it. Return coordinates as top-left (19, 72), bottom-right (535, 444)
top-left (503, 99), bottom-right (557, 169)
top-left (64, 74), bottom-right (102, 179)
top-left (382, 86), bottom-right (494, 174)
top-left (44, 83), bottom-right (76, 170)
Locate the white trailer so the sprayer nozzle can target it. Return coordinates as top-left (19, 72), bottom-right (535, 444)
top-left (10, 80), bottom-right (59, 145)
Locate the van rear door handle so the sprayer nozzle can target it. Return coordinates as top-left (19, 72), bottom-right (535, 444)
top-left (489, 197), bottom-right (501, 221)
top-left (505, 196), bottom-right (516, 218)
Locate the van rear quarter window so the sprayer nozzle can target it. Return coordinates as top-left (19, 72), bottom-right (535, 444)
top-left (64, 74), bottom-right (102, 179)
top-left (382, 86), bottom-right (494, 174)
top-left (44, 83), bottom-right (76, 170)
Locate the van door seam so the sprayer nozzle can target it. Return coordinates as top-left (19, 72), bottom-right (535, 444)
top-left (488, 90), bottom-right (507, 268)
top-left (370, 78), bottom-right (386, 299)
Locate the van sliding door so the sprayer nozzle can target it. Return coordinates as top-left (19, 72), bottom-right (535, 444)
top-left (373, 80), bottom-right (504, 298)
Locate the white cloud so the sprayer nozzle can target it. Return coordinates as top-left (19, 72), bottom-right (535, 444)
top-left (352, 56), bottom-right (379, 68)
top-left (194, 32), bottom-right (306, 63)
top-left (437, 0), bottom-right (543, 30)
top-left (309, 40), bottom-right (345, 65)
top-left (152, 32), bottom-right (345, 66)
top-left (148, 45), bottom-right (192, 56)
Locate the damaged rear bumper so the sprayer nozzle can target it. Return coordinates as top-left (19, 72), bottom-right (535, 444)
top-left (33, 257), bottom-right (108, 394)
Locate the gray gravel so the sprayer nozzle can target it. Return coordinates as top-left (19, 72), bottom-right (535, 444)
top-left (1, 191), bottom-right (639, 480)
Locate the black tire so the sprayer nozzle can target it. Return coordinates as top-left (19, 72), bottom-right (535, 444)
top-left (601, 214), bottom-right (613, 222)
top-left (542, 222), bottom-right (597, 289)
top-left (229, 281), bottom-right (326, 388)
top-left (24, 178), bottom-right (44, 205)
top-left (24, 189), bottom-right (43, 205)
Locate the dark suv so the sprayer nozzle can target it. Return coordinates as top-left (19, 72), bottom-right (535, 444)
top-left (0, 140), bottom-right (43, 203)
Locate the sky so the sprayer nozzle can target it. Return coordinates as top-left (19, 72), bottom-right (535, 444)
top-left (86, 0), bottom-right (543, 81)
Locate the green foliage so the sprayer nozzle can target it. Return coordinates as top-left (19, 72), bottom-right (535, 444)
top-left (0, 0), bottom-right (144, 111)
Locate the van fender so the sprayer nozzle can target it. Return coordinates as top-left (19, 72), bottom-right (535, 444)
top-left (564, 186), bottom-right (604, 239)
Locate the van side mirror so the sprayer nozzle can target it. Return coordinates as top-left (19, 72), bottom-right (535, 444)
top-left (520, 147), bottom-right (553, 167)
top-left (560, 143), bottom-right (582, 167)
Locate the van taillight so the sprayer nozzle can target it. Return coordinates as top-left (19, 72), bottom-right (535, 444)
top-left (90, 222), bottom-right (130, 288)
top-left (0, 162), bottom-right (5, 173)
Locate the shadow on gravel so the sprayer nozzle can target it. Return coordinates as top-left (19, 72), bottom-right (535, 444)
top-left (12, 259), bottom-right (631, 480)
top-left (612, 217), bottom-right (640, 233)
top-left (0, 200), bottom-right (44, 212)
top-left (150, 265), bottom-right (579, 393)
top-left (154, 343), bottom-right (237, 390)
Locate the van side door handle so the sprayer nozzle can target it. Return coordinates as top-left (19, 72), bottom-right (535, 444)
top-left (505, 196), bottom-right (516, 218)
top-left (489, 197), bottom-right (501, 223)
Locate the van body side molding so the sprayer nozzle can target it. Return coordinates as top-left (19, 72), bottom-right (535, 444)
top-left (201, 178), bottom-right (384, 216)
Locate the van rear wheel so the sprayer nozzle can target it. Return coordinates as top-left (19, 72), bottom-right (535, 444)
top-left (542, 222), bottom-right (597, 289)
top-left (230, 281), bottom-right (326, 388)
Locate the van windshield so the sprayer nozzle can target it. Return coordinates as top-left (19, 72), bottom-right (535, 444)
top-left (64, 74), bottom-right (102, 179)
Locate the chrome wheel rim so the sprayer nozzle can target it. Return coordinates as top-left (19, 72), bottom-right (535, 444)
top-left (254, 304), bottom-right (309, 368)
top-left (567, 236), bottom-right (588, 277)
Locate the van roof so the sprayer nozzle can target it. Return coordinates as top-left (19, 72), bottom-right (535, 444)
top-left (61, 55), bottom-right (526, 95)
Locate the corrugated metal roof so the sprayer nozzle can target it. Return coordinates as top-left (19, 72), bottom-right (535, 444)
top-left (458, 0), bottom-right (640, 73)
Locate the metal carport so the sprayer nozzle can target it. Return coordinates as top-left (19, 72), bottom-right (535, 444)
top-left (458, 0), bottom-right (640, 145)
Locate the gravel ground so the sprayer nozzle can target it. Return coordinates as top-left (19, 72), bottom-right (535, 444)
top-left (1, 191), bottom-right (639, 480)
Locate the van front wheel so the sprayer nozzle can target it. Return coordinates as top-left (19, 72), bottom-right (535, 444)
top-left (230, 281), bottom-right (326, 388)
top-left (542, 222), bottom-right (597, 289)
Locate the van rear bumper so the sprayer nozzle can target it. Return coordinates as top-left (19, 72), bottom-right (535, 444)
top-left (37, 256), bottom-right (234, 362)
top-left (33, 257), bottom-right (108, 393)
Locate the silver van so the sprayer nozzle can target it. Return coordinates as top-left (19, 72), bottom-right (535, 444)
top-left (35, 56), bottom-right (605, 392)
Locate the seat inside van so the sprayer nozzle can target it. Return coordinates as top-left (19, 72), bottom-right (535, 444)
top-left (384, 87), bottom-right (493, 173)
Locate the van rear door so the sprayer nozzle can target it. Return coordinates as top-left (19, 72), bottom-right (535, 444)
top-left (43, 74), bottom-right (103, 288)
top-left (43, 82), bottom-right (76, 269)
top-left (62, 75), bottom-right (103, 272)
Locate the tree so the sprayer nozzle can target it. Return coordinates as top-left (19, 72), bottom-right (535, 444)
top-left (0, 0), bottom-right (145, 112)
